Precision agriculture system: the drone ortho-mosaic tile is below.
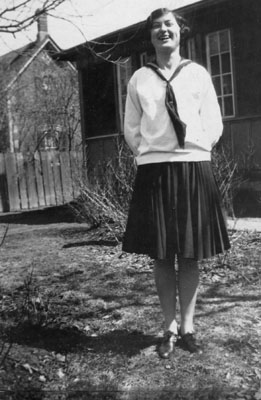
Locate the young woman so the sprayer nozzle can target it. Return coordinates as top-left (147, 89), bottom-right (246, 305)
top-left (122, 8), bottom-right (230, 358)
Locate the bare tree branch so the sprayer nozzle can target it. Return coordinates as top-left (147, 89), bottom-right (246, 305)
top-left (0, 0), bottom-right (66, 33)
top-left (0, 0), bottom-right (144, 66)
top-left (49, 10), bottom-right (144, 65)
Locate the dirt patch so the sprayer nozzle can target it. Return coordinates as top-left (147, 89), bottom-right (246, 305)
top-left (0, 210), bottom-right (260, 399)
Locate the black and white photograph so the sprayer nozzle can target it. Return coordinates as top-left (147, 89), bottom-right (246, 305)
top-left (0, 0), bottom-right (260, 399)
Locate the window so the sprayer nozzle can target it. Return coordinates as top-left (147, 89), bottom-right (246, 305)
top-left (187, 38), bottom-right (197, 61)
top-left (35, 74), bottom-right (54, 92)
top-left (140, 52), bottom-right (148, 67)
top-left (39, 125), bottom-right (61, 150)
top-left (42, 133), bottom-right (57, 150)
top-left (206, 29), bottom-right (235, 118)
top-left (41, 51), bottom-right (52, 65)
top-left (116, 57), bottom-right (133, 132)
top-left (42, 74), bottom-right (53, 91)
top-left (140, 51), bottom-right (155, 67)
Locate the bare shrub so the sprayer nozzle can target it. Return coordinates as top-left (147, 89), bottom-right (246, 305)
top-left (0, 224), bottom-right (8, 247)
top-left (0, 333), bottom-right (12, 368)
top-left (72, 141), bottom-right (240, 235)
top-left (0, 265), bottom-right (55, 367)
top-left (19, 267), bottom-right (55, 327)
top-left (72, 138), bottom-right (136, 238)
top-left (211, 145), bottom-right (241, 217)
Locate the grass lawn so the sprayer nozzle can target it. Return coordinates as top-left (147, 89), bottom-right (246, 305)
top-left (0, 209), bottom-right (260, 399)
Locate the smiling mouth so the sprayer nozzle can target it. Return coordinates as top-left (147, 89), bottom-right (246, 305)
top-left (159, 36), bottom-right (170, 41)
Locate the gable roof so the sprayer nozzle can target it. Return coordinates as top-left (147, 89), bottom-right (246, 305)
top-left (0, 36), bottom-right (75, 91)
top-left (55, 0), bottom-right (230, 62)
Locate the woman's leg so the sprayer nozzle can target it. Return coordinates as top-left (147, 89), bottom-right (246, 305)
top-left (177, 257), bottom-right (199, 335)
top-left (154, 258), bottom-right (178, 334)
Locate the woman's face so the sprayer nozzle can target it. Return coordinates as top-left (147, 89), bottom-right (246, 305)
top-left (150, 12), bottom-right (181, 52)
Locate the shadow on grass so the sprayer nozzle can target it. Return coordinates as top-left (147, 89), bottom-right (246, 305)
top-left (0, 386), bottom-right (44, 400)
top-left (223, 336), bottom-right (259, 355)
top-left (196, 282), bottom-right (261, 318)
top-left (62, 384), bottom-right (254, 400)
top-left (200, 282), bottom-right (261, 303)
top-left (5, 324), bottom-right (157, 357)
top-left (63, 239), bottom-right (119, 248)
top-left (196, 304), bottom-right (237, 319)
top-left (0, 205), bottom-right (78, 225)
top-left (0, 384), bottom-right (255, 400)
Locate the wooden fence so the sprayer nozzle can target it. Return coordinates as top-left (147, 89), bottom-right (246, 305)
top-left (0, 150), bottom-right (83, 213)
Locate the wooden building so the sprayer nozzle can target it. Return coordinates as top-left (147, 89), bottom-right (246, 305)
top-left (56, 0), bottom-right (261, 215)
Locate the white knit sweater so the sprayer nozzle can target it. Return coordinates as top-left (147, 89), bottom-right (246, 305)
top-left (124, 61), bottom-right (223, 165)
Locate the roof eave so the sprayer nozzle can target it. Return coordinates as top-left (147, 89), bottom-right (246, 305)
top-left (54, 0), bottom-right (232, 62)
top-left (6, 36), bottom-right (70, 90)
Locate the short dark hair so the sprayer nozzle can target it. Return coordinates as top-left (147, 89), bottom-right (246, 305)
top-left (145, 8), bottom-right (190, 41)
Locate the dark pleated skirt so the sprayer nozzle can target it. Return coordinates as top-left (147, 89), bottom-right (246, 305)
top-left (122, 161), bottom-right (230, 261)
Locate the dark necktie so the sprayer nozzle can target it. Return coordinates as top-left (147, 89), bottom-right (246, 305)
top-left (146, 60), bottom-right (192, 149)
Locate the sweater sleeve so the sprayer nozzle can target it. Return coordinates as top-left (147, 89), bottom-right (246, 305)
top-left (124, 80), bottom-right (142, 156)
top-left (200, 72), bottom-right (223, 148)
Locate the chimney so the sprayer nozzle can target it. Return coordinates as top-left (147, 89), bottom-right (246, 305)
top-left (36, 10), bottom-right (48, 42)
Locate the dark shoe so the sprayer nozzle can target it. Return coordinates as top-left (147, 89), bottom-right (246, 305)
top-left (181, 333), bottom-right (202, 354)
top-left (158, 331), bottom-right (178, 359)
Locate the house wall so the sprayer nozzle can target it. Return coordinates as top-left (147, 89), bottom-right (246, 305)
top-left (185, 0), bottom-right (261, 171)
top-left (77, 0), bottom-right (261, 215)
top-left (185, 0), bottom-right (261, 216)
top-left (187, 0), bottom-right (261, 117)
top-left (7, 47), bottom-right (81, 154)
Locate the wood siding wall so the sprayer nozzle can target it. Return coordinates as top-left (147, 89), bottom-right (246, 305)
top-left (224, 115), bottom-right (261, 175)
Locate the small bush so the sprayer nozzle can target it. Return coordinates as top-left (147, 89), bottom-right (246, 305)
top-left (19, 267), bottom-right (54, 327)
top-left (211, 145), bottom-right (242, 217)
top-left (71, 137), bottom-right (136, 237)
top-left (72, 140), bottom-right (240, 234)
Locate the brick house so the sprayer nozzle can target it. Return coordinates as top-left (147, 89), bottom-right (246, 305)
top-left (0, 13), bottom-right (81, 154)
